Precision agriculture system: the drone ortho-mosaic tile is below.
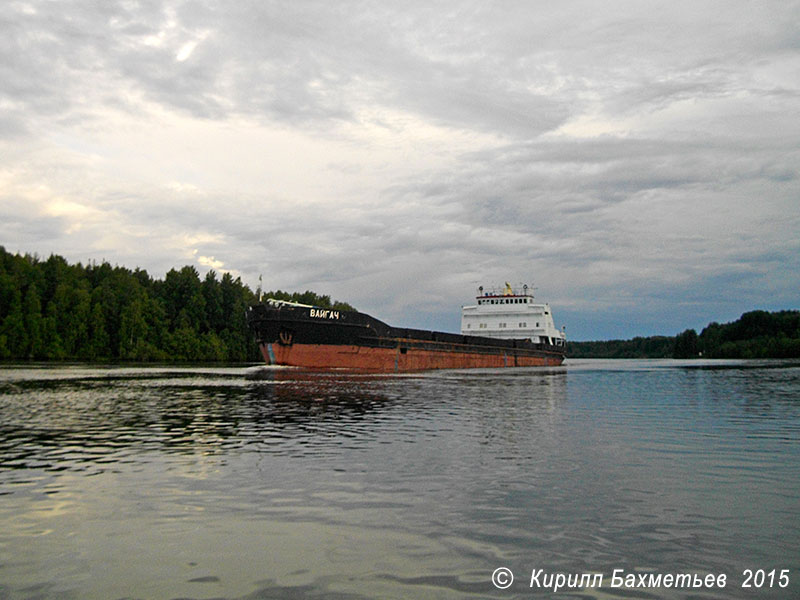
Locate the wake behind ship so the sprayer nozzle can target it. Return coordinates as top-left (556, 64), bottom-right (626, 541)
top-left (246, 284), bottom-right (566, 372)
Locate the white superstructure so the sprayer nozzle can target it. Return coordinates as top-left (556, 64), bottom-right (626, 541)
top-left (460, 283), bottom-right (566, 347)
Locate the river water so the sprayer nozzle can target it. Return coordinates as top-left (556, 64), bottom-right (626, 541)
top-left (0, 359), bottom-right (798, 599)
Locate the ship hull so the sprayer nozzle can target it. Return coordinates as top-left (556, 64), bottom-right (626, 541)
top-left (260, 341), bottom-right (563, 371)
top-left (247, 302), bottom-right (565, 372)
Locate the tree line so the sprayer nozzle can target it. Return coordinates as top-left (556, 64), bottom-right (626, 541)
top-left (673, 310), bottom-right (800, 359)
top-left (569, 310), bottom-right (800, 359)
top-left (2, 247), bottom-right (796, 362)
top-left (566, 336), bottom-right (675, 359)
top-left (0, 248), bottom-right (352, 362)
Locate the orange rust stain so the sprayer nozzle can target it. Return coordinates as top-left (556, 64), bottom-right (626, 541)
top-left (261, 343), bottom-right (563, 372)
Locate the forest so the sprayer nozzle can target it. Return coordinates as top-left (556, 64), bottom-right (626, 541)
top-left (566, 336), bottom-right (675, 359)
top-left (672, 309), bottom-right (800, 359)
top-left (568, 310), bottom-right (800, 359)
top-left (0, 248), bottom-right (352, 362)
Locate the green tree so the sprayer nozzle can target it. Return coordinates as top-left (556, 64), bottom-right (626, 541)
top-left (48, 282), bottom-right (91, 356)
top-left (23, 285), bottom-right (44, 358)
top-left (162, 266), bottom-right (206, 330)
top-left (202, 270), bottom-right (224, 333)
top-left (0, 289), bottom-right (25, 358)
top-left (119, 296), bottom-right (149, 359)
top-left (673, 329), bottom-right (698, 358)
top-left (0, 272), bottom-right (18, 358)
top-left (88, 301), bottom-right (110, 360)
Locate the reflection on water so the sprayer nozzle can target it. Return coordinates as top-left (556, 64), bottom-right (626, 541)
top-left (1, 369), bottom-right (400, 472)
top-left (0, 361), bottom-right (798, 599)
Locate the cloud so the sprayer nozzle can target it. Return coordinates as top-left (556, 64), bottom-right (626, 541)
top-left (2, 0), bottom-right (799, 339)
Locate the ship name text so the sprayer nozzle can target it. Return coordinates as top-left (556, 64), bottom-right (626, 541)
top-left (309, 309), bottom-right (340, 320)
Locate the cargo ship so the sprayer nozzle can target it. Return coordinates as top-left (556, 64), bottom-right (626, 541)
top-left (246, 283), bottom-right (566, 372)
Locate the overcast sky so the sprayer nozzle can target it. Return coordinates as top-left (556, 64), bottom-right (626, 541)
top-left (2, 0), bottom-right (798, 340)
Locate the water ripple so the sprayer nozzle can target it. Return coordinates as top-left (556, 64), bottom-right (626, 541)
top-left (0, 361), bottom-right (798, 599)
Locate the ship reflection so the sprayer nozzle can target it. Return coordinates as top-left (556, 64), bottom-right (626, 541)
top-left (0, 366), bottom-right (570, 476)
top-left (0, 368), bottom-right (398, 476)
top-left (243, 368), bottom-right (398, 433)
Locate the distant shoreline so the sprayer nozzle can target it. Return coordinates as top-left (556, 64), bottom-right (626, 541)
top-left (568, 310), bottom-right (800, 359)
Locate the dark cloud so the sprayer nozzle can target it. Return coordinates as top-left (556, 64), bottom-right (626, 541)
top-left (1, 0), bottom-right (798, 339)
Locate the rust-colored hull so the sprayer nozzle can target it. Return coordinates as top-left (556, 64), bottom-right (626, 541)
top-left (260, 341), bottom-right (564, 372)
